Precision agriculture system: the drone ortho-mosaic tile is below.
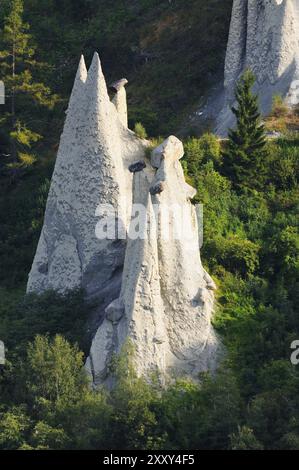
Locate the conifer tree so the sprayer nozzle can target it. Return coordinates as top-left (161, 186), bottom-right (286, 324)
top-left (0, 0), bottom-right (58, 167)
top-left (223, 70), bottom-right (267, 189)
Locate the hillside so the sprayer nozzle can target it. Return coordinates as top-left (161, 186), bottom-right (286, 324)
top-left (21, 0), bottom-right (232, 137)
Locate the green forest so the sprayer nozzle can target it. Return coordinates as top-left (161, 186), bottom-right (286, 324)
top-left (0, 0), bottom-right (299, 451)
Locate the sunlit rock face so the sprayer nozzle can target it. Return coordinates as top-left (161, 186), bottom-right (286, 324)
top-left (27, 53), bottom-right (145, 321)
top-left (217, 0), bottom-right (299, 134)
top-left (27, 53), bottom-right (220, 385)
top-left (87, 135), bottom-right (220, 386)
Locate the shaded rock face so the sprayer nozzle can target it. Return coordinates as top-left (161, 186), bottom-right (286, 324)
top-left (27, 53), bottom-right (220, 385)
top-left (217, 0), bottom-right (299, 135)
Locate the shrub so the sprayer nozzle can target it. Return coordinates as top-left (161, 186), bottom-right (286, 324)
top-left (204, 235), bottom-right (260, 276)
top-left (0, 406), bottom-right (31, 450)
top-left (184, 133), bottom-right (221, 176)
top-left (134, 122), bottom-right (147, 139)
top-left (267, 139), bottom-right (299, 190)
top-left (270, 95), bottom-right (289, 118)
top-left (230, 426), bottom-right (263, 450)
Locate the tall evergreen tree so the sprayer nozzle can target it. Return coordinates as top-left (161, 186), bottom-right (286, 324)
top-left (222, 70), bottom-right (267, 189)
top-left (0, 0), bottom-right (58, 168)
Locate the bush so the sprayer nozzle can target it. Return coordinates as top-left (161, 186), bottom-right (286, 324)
top-left (184, 133), bottom-right (221, 176)
top-left (134, 122), bottom-right (147, 139)
top-left (0, 406), bottom-right (31, 450)
top-left (230, 426), bottom-right (263, 450)
top-left (204, 235), bottom-right (260, 276)
top-left (270, 95), bottom-right (289, 118)
top-left (267, 139), bottom-right (299, 190)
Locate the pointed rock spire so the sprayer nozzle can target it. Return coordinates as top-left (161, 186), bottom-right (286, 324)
top-left (64, 55), bottom-right (87, 132)
top-left (70, 55), bottom-right (87, 101)
top-left (149, 137), bottom-right (220, 375)
top-left (217, 0), bottom-right (299, 135)
top-left (117, 174), bottom-right (169, 379)
top-left (27, 55), bottom-right (88, 294)
top-left (78, 54), bottom-right (88, 81)
top-left (87, 168), bottom-right (168, 385)
top-left (87, 136), bottom-right (220, 384)
top-left (75, 51), bottom-right (129, 253)
top-left (85, 52), bottom-right (112, 123)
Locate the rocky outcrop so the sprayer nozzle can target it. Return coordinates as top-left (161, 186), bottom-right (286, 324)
top-left (216, 0), bottom-right (299, 135)
top-left (110, 79), bottom-right (128, 128)
top-left (87, 136), bottom-right (219, 385)
top-left (28, 53), bottom-right (220, 385)
top-left (27, 53), bottom-right (145, 318)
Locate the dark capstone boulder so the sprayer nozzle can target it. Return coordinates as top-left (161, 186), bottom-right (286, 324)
top-left (129, 160), bottom-right (147, 173)
top-left (150, 181), bottom-right (165, 195)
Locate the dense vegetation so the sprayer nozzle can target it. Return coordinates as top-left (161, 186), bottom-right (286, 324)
top-left (0, 0), bottom-right (232, 142)
top-left (0, 0), bottom-right (298, 451)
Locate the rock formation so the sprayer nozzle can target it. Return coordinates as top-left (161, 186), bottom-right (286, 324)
top-left (27, 52), bottom-right (220, 385)
top-left (27, 53), bottom-right (145, 319)
top-left (109, 78), bottom-right (128, 128)
top-left (216, 0), bottom-right (299, 135)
